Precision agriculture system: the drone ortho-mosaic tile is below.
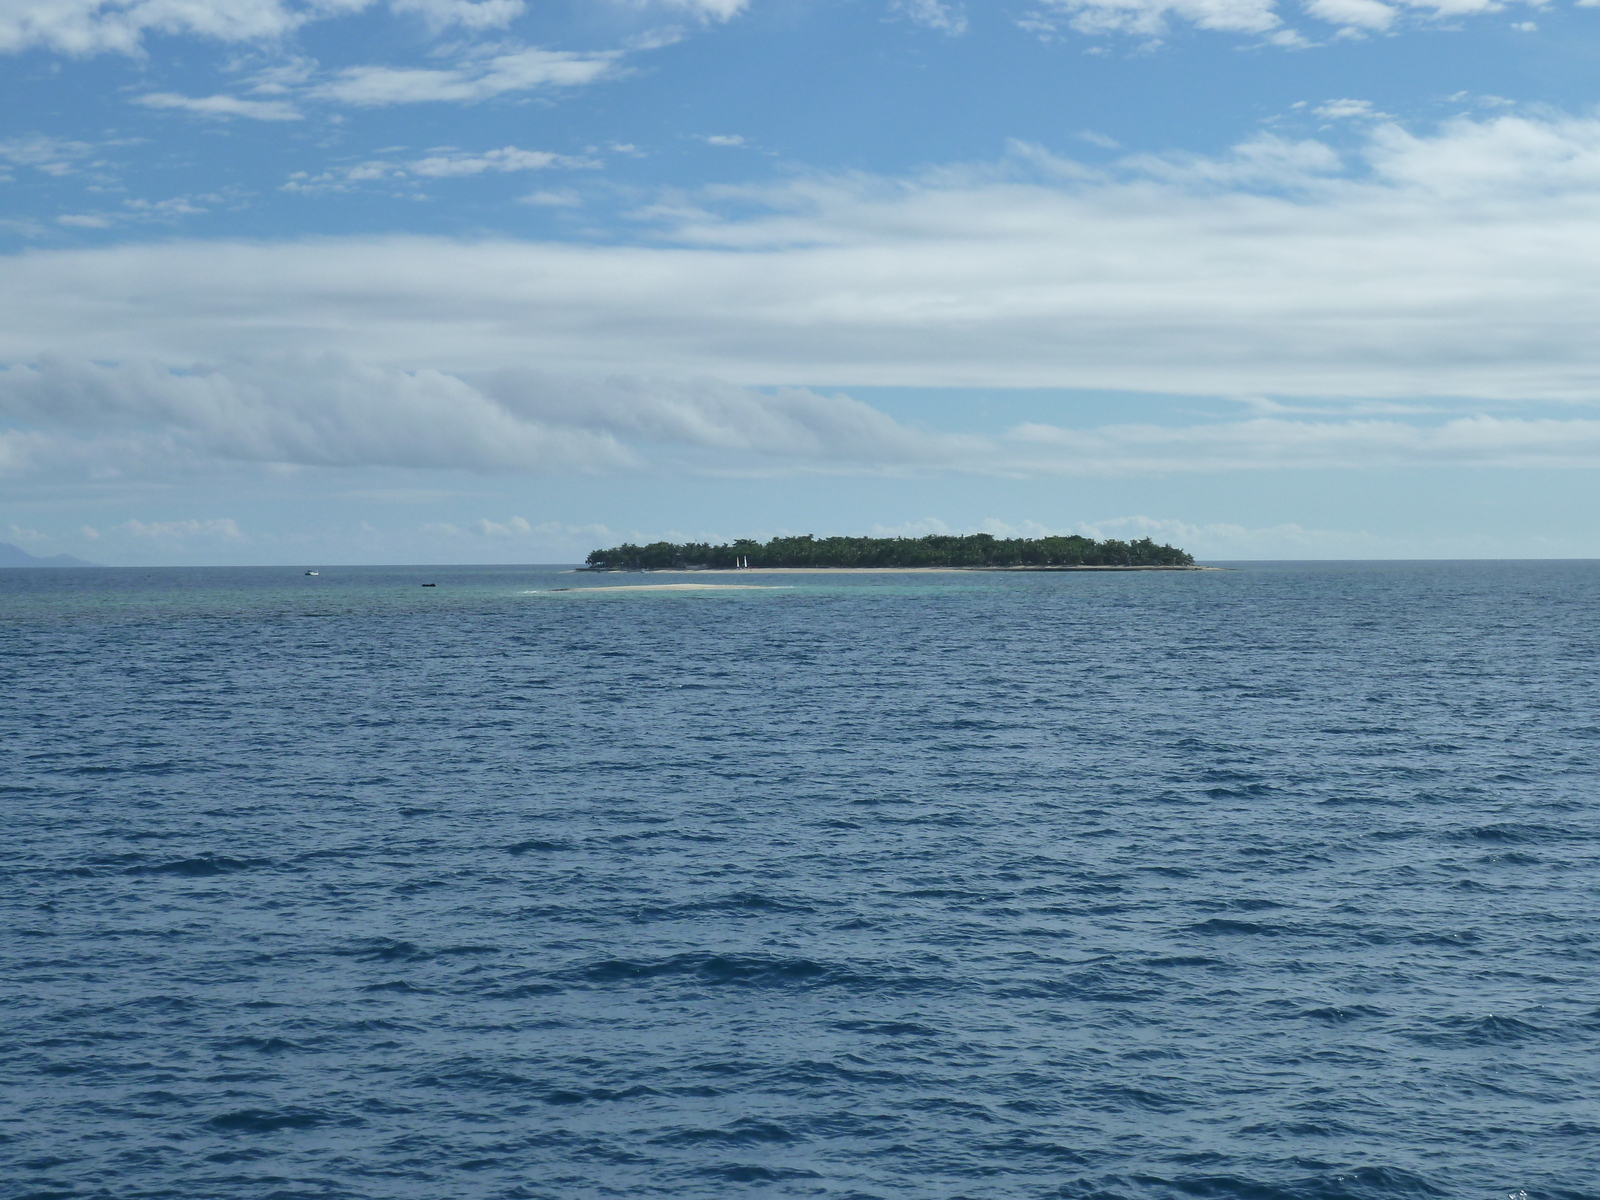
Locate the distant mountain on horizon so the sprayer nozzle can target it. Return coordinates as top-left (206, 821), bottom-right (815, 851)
top-left (0, 541), bottom-right (100, 568)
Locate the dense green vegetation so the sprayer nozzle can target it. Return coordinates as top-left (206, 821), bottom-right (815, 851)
top-left (584, 533), bottom-right (1194, 570)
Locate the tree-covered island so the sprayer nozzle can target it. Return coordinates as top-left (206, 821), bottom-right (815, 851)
top-left (584, 533), bottom-right (1195, 570)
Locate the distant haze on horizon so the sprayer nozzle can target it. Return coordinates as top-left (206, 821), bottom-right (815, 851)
top-left (4, 0), bottom-right (1600, 564)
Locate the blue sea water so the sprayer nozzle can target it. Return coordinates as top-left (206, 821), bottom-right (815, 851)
top-left (3, 561), bottom-right (1599, 1200)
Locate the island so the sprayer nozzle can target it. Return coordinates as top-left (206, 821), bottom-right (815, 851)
top-left (0, 541), bottom-right (99, 568)
top-left (583, 533), bottom-right (1196, 571)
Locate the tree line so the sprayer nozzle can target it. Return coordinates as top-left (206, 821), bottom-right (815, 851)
top-left (584, 533), bottom-right (1194, 569)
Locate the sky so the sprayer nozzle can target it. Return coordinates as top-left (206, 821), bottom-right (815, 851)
top-left (4, 0), bottom-right (1600, 564)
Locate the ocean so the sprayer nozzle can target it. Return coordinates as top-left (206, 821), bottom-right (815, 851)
top-left (3, 562), bottom-right (1597, 1200)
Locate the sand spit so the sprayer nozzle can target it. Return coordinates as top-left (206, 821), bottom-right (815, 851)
top-left (575, 565), bottom-right (1216, 575)
top-left (534, 583), bottom-right (788, 593)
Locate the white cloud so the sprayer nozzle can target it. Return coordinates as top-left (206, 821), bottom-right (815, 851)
top-left (313, 46), bottom-right (620, 105)
top-left (407, 145), bottom-right (597, 176)
top-left (701, 134), bottom-right (747, 147)
top-left (1312, 97), bottom-right (1391, 121)
top-left (0, 0), bottom-right (337, 55)
top-left (137, 91), bottom-right (303, 120)
top-left (48, 192), bottom-right (222, 230)
top-left (651, 0), bottom-right (749, 19)
top-left (1112, 131), bottom-right (1341, 186)
top-left (119, 517), bottom-right (245, 541)
top-left (285, 144), bottom-right (596, 191)
top-left (1304, 0), bottom-right (1396, 30)
top-left (1029, 0), bottom-right (1539, 39)
top-left (123, 195), bottom-right (212, 217)
top-left (519, 188), bottom-right (582, 206)
top-left (1072, 515), bottom-right (1392, 557)
top-left (0, 355), bottom-right (636, 477)
top-left (894, 0), bottom-right (969, 35)
top-left (0, 355), bottom-right (970, 480)
top-left (1031, 0), bottom-right (1282, 37)
top-left (462, 516), bottom-right (613, 541)
top-left (482, 370), bottom-right (975, 463)
top-left (477, 515), bottom-right (532, 535)
top-left (1003, 414), bottom-right (1600, 472)
top-left (4, 521), bottom-right (48, 543)
top-left (389, 0), bottom-right (523, 31)
top-left (5, 353), bottom-right (1600, 484)
top-left (0, 135), bottom-right (101, 175)
top-left (0, 0), bottom-right (524, 56)
top-left (16, 113), bottom-right (1600, 414)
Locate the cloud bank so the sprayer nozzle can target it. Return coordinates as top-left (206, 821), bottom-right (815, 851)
top-left (1025, 0), bottom-right (1543, 40)
top-left (137, 91), bottom-right (303, 121)
top-left (0, 0), bottom-right (1552, 61)
top-left (9, 113), bottom-right (1600, 402)
top-left (5, 353), bottom-right (1600, 485)
top-left (0, 0), bottom-right (527, 55)
top-left (311, 47), bottom-right (620, 106)
top-left (0, 355), bottom-right (977, 480)
top-left (7, 112), bottom-right (1600, 483)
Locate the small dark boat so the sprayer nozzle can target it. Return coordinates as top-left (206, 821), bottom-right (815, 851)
top-left (421, 583), bottom-right (436, 587)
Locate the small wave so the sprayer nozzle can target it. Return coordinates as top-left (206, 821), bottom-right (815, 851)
top-left (832, 1019), bottom-right (940, 1037)
top-left (630, 892), bottom-right (818, 921)
top-left (293, 846), bottom-right (361, 862)
top-left (361, 979), bottom-right (433, 993)
top-left (1453, 822), bottom-right (1569, 845)
top-left (1186, 918), bottom-right (1283, 937)
top-left (214, 1036), bottom-right (305, 1054)
top-left (345, 937), bottom-right (430, 962)
top-left (977, 1136), bottom-right (1091, 1164)
top-left (124, 854), bottom-right (265, 877)
top-left (487, 982), bottom-right (562, 999)
top-left (696, 1164), bottom-right (821, 1182)
top-left (506, 838), bottom-right (571, 854)
top-left (1298, 1004), bottom-right (1388, 1025)
top-left (414, 1066), bottom-right (533, 1092)
top-left (543, 1085), bottom-right (658, 1105)
top-left (1132, 1165), bottom-right (1448, 1199)
top-left (113, 994), bottom-right (198, 1014)
top-left (767, 1059), bottom-right (908, 1086)
top-left (1406, 928), bottom-right (1480, 946)
top-left (1088, 1083), bottom-right (1186, 1113)
top-left (1413, 1013), bottom-right (1550, 1046)
top-left (654, 1117), bottom-right (798, 1146)
top-left (69, 760), bottom-right (179, 776)
top-left (206, 1108), bottom-right (329, 1133)
top-left (1477, 850), bottom-right (1541, 865)
top-left (1237, 1118), bottom-right (1361, 1137)
top-left (1205, 783), bottom-right (1276, 798)
top-left (567, 952), bottom-right (836, 988)
top-left (203, 1147), bottom-right (273, 1164)
top-left (939, 717), bottom-right (1011, 731)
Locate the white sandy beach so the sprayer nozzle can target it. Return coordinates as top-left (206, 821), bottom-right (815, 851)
top-left (537, 583), bottom-right (789, 593)
top-left (571, 566), bottom-right (1210, 575)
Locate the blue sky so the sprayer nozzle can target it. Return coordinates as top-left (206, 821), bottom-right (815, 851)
top-left (4, 0), bottom-right (1600, 563)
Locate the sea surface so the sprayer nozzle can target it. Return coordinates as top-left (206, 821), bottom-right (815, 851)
top-left (3, 562), bottom-right (1598, 1200)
